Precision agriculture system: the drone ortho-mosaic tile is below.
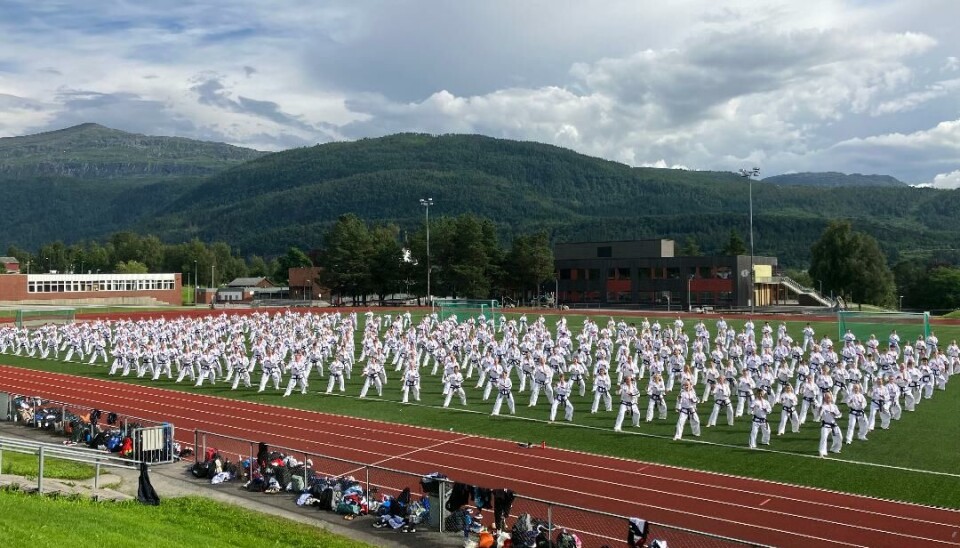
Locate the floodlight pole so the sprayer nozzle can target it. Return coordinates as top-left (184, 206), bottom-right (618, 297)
top-left (740, 167), bottom-right (760, 314)
top-left (420, 198), bottom-right (434, 307)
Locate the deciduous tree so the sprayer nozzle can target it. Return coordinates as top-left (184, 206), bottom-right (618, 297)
top-left (810, 220), bottom-right (895, 306)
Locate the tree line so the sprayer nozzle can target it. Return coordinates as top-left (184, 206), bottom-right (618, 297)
top-left (5, 213), bottom-right (557, 305)
top-left (7, 218), bottom-right (958, 312)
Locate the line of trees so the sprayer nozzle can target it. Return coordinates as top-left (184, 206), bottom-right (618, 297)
top-left (319, 213), bottom-right (554, 305)
top-left (6, 212), bottom-right (557, 305)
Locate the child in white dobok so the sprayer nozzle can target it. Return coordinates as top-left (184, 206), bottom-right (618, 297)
top-left (818, 392), bottom-right (843, 457)
top-left (613, 376), bottom-right (640, 432)
top-left (748, 389), bottom-right (771, 449)
top-left (549, 375), bottom-right (574, 422)
top-left (674, 381), bottom-right (701, 440)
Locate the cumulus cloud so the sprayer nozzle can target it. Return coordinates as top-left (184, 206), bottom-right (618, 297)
top-left (929, 170), bottom-right (960, 189)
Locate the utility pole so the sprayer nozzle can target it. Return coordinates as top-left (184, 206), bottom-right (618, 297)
top-left (739, 167), bottom-right (760, 313)
top-left (420, 198), bottom-right (434, 306)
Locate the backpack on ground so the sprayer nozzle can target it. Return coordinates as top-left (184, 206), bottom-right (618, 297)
top-left (556, 530), bottom-right (577, 548)
top-left (291, 475), bottom-right (305, 493)
top-left (190, 462), bottom-right (207, 478)
top-left (318, 487), bottom-right (334, 511)
top-left (276, 466), bottom-right (292, 490)
top-left (512, 514), bottom-right (537, 548)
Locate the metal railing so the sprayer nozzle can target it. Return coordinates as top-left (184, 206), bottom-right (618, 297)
top-left (0, 435), bottom-right (139, 496)
top-left (1, 392), bottom-right (178, 465)
top-left (193, 428), bottom-right (766, 547)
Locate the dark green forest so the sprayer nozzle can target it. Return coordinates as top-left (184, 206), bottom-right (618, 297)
top-left (2, 126), bottom-right (959, 269)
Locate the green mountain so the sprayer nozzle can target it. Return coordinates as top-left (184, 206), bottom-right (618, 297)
top-left (1, 128), bottom-right (957, 267)
top-left (0, 123), bottom-right (264, 179)
top-left (764, 172), bottom-right (907, 188)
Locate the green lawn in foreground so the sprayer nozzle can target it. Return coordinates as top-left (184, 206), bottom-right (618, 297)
top-left (3, 311), bottom-right (960, 509)
top-left (1, 451), bottom-right (95, 480)
top-left (0, 489), bottom-right (372, 548)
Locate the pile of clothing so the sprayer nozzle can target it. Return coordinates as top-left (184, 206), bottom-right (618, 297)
top-left (444, 482), bottom-right (516, 531)
top-left (371, 487), bottom-right (423, 533)
top-left (191, 448), bottom-right (244, 485)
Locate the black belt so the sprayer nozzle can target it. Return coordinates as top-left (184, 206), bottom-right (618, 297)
top-left (597, 387), bottom-right (607, 393)
top-left (849, 409), bottom-right (864, 417)
top-left (715, 400), bottom-right (729, 407)
top-left (738, 391), bottom-right (751, 397)
top-left (803, 397), bottom-right (815, 403)
top-left (707, 379), bottom-right (717, 385)
top-left (680, 408), bottom-right (695, 415)
top-left (752, 416), bottom-right (767, 424)
top-left (556, 396), bottom-right (567, 402)
top-left (782, 406), bottom-right (794, 413)
top-left (499, 390), bottom-right (511, 396)
top-left (620, 400), bottom-right (635, 406)
top-left (821, 421), bottom-right (838, 429)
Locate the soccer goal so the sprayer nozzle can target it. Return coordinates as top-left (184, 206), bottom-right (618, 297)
top-left (437, 299), bottom-right (501, 325)
top-left (14, 308), bottom-right (76, 329)
top-left (837, 310), bottom-right (930, 343)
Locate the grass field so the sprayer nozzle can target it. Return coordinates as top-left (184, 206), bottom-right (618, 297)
top-left (0, 489), bottom-right (372, 548)
top-left (2, 310), bottom-right (960, 509)
top-left (1, 451), bottom-right (95, 480)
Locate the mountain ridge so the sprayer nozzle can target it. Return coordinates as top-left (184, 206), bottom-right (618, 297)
top-left (0, 125), bottom-right (957, 268)
top-left (0, 123), bottom-right (265, 179)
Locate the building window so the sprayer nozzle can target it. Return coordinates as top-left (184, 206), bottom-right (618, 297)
top-left (666, 267), bottom-right (680, 279)
top-left (607, 269), bottom-right (617, 280)
top-left (638, 268), bottom-right (650, 280)
top-left (618, 267), bottom-right (630, 279)
top-left (559, 269), bottom-right (571, 280)
top-left (588, 269), bottom-right (601, 281)
top-left (597, 246), bottom-right (612, 258)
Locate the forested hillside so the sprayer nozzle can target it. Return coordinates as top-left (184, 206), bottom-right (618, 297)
top-left (1, 129), bottom-right (958, 267)
top-left (0, 123), bottom-right (263, 179)
top-left (764, 172), bottom-right (907, 188)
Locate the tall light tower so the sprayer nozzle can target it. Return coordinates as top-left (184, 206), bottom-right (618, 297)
top-left (420, 198), bottom-right (434, 306)
top-left (739, 167), bottom-right (760, 314)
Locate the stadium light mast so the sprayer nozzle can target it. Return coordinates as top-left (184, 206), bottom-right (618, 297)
top-left (739, 167), bottom-right (760, 314)
top-left (419, 198), bottom-right (434, 306)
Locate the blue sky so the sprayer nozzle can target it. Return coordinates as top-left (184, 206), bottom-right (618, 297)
top-left (1, 0), bottom-right (958, 187)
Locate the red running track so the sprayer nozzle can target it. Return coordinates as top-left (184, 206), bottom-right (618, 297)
top-left (1, 365), bottom-right (958, 548)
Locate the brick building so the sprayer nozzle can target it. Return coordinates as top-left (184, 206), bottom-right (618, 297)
top-left (0, 273), bottom-right (182, 306)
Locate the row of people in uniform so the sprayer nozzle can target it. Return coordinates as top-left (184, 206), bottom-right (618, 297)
top-left (2, 312), bottom-right (957, 456)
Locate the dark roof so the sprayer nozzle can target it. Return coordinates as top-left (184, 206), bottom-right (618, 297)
top-left (227, 277), bottom-right (271, 287)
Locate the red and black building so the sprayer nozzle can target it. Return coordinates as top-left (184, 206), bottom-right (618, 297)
top-left (555, 239), bottom-right (778, 309)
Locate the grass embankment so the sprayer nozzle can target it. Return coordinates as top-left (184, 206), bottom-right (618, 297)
top-left (0, 489), bottom-right (372, 548)
top-left (3, 312), bottom-right (960, 508)
top-left (1, 452), bottom-right (95, 480)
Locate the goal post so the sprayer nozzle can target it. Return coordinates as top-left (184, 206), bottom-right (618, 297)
top-left (437, 299), bottom-right (501, 325)
top-left (14, 308), bottom-right (76, 329)
top-left (837, 310), bottom-right (930, 343)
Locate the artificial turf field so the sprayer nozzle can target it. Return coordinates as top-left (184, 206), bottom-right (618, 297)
top-left (2, 309), bottom-right (959, 509)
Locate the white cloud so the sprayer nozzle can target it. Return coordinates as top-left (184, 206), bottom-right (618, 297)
top-left (929, 170), bottom-right (960, 189)
top-left (0, 0), bottom-right (958, 180)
